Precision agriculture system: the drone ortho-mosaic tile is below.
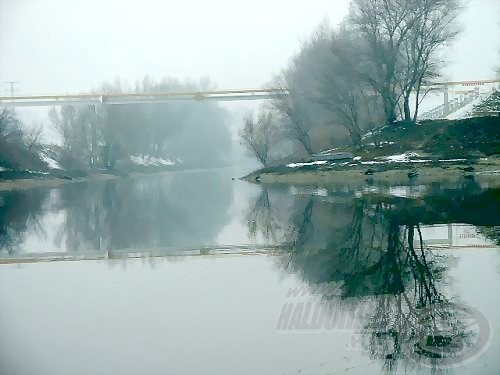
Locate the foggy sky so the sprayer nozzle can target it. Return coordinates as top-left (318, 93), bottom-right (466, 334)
top-left (1, 0), bottom-right (499, 97)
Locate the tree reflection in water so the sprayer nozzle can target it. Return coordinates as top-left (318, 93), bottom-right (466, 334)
top-left (0, 189), bottom-right (48, 254)
top-left (0, 171), bottom-right (233, 254)
top-left (245, 185), bottom-right (494, 372)
top-left (246, 187), bottom-right (280, 243)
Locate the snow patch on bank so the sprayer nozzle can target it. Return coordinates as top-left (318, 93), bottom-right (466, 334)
top-left (130, 155), bottom-right (176, 167)
top-left (40, 153), bottom-right (61, 169)
top-left (361, 152), bottom-right (432, 165)
top-left (438, 158), bottom-right (467, 162)
top-left (287, 160), bottom-right (327, 168)
top-left (361, 161), bottom-right (389, 165)
top-left (385, 152), bottom-right (420, 162)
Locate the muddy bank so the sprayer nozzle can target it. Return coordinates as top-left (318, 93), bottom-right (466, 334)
top-left (0, 166), bottom-right (178, 192)
top-left (243, 116), bottom-right (500, 187)
top-left (0, 173), bottom-right (121, 192)
top-left (0, 163), bottom-right (237, 192)
top-left (243, 158), bottom-right (500, 187)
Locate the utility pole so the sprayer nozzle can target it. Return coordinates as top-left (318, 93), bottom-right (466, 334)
top-left (3, 81), bottom-right (19, 98)
top-left (3, 81), bottom-right (19, 112)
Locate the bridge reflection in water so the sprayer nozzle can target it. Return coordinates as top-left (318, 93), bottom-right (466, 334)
top-left (1, 223), bottom-right (495, 265)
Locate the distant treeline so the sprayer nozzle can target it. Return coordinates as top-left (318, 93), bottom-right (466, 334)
top-left (49, 76), bottom-right (232, 170)
top-left (1, 77), bottom-right (233, 174)
top-left (241, 0), bottom-right (463, 165)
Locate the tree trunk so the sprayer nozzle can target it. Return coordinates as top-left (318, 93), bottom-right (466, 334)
top-left (413, 77), bottom-right (424, 122)
top-left (300, 136), bottom-right (313, 156)
top-left (403, 94), bottom-right (411, 121)
top-left (413, 95), bottom-right (420, 123)
top-left (381, 88), bottom-right (397, 124)
top-left (348, 127), bottom-right (362, 147)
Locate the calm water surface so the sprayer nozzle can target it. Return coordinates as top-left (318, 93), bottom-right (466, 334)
top-left (1, 167), bottom-right (499, 374)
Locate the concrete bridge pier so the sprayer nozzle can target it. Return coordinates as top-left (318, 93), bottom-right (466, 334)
top-left (90, 103), bottom-right (104, 168)
top-left (443, 86), bottom-right (449, 116)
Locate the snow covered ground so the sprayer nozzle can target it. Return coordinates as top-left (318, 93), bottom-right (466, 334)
top-left (286, 160), bottom-right (327, 168)
top-left (39, 153), bottom-right (61, 169)
top-left (360, 152), bottom-right (431, 165)
top-left (130, 155), bottom-right (176, 167)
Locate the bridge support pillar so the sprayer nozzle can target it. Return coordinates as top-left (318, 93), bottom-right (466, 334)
top-left (90, 103), bottom-right (104, 168)
top-left (443, 87), bottom-right (449, 116)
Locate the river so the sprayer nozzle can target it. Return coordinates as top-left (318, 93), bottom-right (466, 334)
top-left (0, 167), bottom-right (499, 374)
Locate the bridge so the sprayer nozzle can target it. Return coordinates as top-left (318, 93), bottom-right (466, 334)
top-left (0, 88), bottom-right (288, 107)
top-left (0, 79), bottom-right (498, 108)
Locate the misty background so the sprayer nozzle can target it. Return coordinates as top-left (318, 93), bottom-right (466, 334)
top-left (0, 0), bottom-right (499, 164)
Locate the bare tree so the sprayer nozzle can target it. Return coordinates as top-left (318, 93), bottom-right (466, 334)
top-left (0, 108), bottom-right (19, 137)
top-left (399, 0), bottom-right (462, 121)
top-left (349, 0), bottom-right (462, 124)
top-left (348, 0), bottom-right (414, 124)
top-left (23, 122), bottom-right (44, 151)
top-left (271, 73), bottom-right (315, 156)
top-left (239, 109), bottom-right (278, 167)
top-left (49, 76), bottom-right (231, 170)
top-left (308, 27), bottom-right (382, 145)
top-left (49, 104), bottom-right (103, 168)
top-left (270, 23), bottom-right (383, 147)
top-left (0, 109), bottom-right (46, 171)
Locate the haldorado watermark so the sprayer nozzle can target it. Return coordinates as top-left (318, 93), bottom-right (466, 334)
top-left (276, 282), bottom-right (492, 369)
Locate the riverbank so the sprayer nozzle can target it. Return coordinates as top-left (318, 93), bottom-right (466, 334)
top-left (243, 157), bottom-right (500, 186)
top-left (243, 116), bottom-right (500, 186)
top-left (0, 163), bottom-right (242, 192)
top-left (0, 165), bottom-right (175, 192)
top-left (0, 172), bottom-right (121, 192)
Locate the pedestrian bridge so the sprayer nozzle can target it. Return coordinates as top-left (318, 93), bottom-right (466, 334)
top-left (0, 79), bottom-right (498, 108)
top-left (0, 88), bottom-right (288, 107)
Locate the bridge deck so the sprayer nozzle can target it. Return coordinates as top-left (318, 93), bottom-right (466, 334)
top-left (0, 79), bottom-right (498, 107)
top-left (0, 89), bottom-right (288, 107)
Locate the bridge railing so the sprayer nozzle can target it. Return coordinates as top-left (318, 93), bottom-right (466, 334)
top-left (0, 88), bottom-right (289, 107)
top-left (1, 79), bottom-right (499, 108)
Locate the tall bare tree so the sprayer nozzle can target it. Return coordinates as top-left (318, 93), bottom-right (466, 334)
top-left (270, 22), bottom-right (383, 147)
top-left (348, 0), bottom-right (413, 124)
top-left (23, 122), bottom-right (44, 151)
top-left (49, 77), bottom-right (232, 170)
top-left (306, 26), bottom-right (383, 145)
top-left (239, 109), bottom-right (278, 167)
top-left (0, 109), bottom-right (18, 137)
top-left (349, 0), bottom-right (462, 124)
top-left (399, 0), bottom-right (462, 121)
top-left (271, 72), bottom-right (316, 156)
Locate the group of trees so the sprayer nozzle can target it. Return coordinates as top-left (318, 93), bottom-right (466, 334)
top-left (241, 0), bottom-right (462, 165)
top-left (0, 108), bottom-right (45, 171)
top-left (49, 76), bottom-right (232, 170)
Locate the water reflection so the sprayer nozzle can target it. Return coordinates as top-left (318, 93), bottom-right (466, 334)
top-left (0, 173), bottom-right (499, 373)
top-left (0, 188), bottom-right (48, 254)
top-left (246, 184), bottom-right (498, 372)
top-left (0, 170), bottom-right (233, 255)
